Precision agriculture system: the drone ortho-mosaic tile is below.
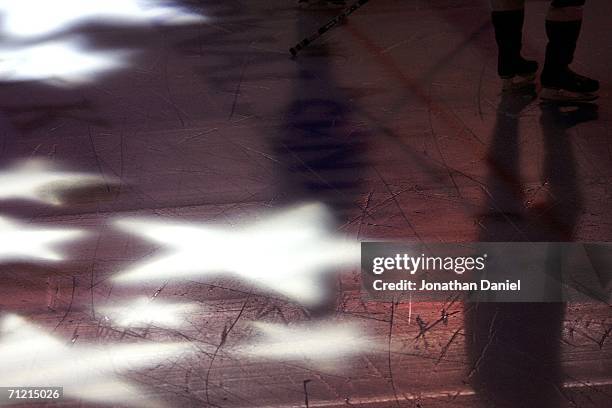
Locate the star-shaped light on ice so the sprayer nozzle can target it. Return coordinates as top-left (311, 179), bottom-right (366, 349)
top-left (0, 314), bottom-right (196, 407)
top-left (99, 297), bottom-right (198, 329)
top-left (0, 217), bottom-right (83, 262)
top-left (113, 203), bottom-right (360, 306)
top-left (234, 320), bottom-right (378, 372)
top-left (0, 158), bottom-right (110, 205)
top-left (0, 39), bottom-right (130, 86)
top-left (0, 0), bottom-right (206, 39)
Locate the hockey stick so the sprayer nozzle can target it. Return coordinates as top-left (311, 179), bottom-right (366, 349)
top-left (290, 0), bottom-right (370, 57)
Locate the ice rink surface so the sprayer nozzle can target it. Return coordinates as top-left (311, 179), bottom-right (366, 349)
top-left (0, 1), bottom-right (610, 407)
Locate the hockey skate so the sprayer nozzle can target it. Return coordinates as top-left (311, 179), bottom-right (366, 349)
top-left (541, 68), bottom-right (599, 102)
top-left (499, 57), bottom-right (539, 92)
top-left (540, 19), bottom-right (599, 103)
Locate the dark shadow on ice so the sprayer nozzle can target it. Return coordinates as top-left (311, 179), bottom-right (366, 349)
top-left (465, 86), bottom-right (598, 407)
top-left (275, 10), bottom-right (369, 315)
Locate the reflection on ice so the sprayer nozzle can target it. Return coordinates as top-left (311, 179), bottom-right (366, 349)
top-left (100, 297), bottom-right (197, 328)
top-left (0, 39), bottom-right (130, 85)
top-left (235, 320), bottom-right (376, 371)
top-left (0, 314), bottom-right (195, 407)
top-left (0, 217), bottom-right (82, 262)
top-left (0, 0), bottom-right (206, 39)
top-left (113, 203), bottom-right (360, 306)
top-left (0, 159), bottom-right (110, 205)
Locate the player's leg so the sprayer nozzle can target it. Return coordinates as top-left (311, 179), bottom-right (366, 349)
top-left (540, 0), bottom-right (599, 101)
top-left (490, 0), bottom-right (538, 90)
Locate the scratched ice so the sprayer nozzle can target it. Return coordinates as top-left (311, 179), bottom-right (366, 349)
top-left (0, 314), bottom-right (196, 407)
top-left (113, 203), bottom-right (360, 306)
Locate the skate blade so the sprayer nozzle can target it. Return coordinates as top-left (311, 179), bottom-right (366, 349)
top-left (540, 88), bottom-right (599, 103)
top-left (501, 73), bottom-right (537, 92)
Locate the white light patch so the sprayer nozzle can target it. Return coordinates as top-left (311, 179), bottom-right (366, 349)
top-left (0, 217), bottom-right (83, 262)
top-left (0, 314), bottom-right (197, 407)
top-left (0, 39), bottom-right (130, 85)
top-left (99, 297), bottom-right (198, 328)
top-left (235, 321), bottom-right (377, 371)
top-left (113, 203), bottom-right (360, 306)
top-left (0, 1), bottom-right (204, 86)
top-left (0, 159), bottom-right (110, 205)
top-left (0, 0), bottom-right (206, 39)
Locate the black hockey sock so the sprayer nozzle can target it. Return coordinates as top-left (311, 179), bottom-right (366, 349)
top-left (491, 10), bottom-right (538, 78)
top-left (543, 19), bottom-right (581, 74)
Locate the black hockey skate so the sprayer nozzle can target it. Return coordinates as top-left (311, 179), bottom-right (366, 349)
top-left (499, 56), bottom-right (539, 92)
top-left (540, 19), bottom-right (600, 102)
top-left (541, 68), bottom-right (599, 102)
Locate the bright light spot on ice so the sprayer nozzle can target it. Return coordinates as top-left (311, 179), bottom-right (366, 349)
top-left (100, 297), bottom-right (198, 328)
top-left (113, 203), bottom-right (360, 306)
top-left (0, 217), bottom-right (83, 262)
top-left (0, 314), bottom-right (195, 407)
top-left (0, 159), bottom-right (109, 205)
top-left (0, 39), bottom-right (130, 85)
top-left (235, 320), bottom-right (376, 371)
top-left (0, 0), bottom-right (205, 39)
top-left (0, 0), bottom-right (205, 85)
